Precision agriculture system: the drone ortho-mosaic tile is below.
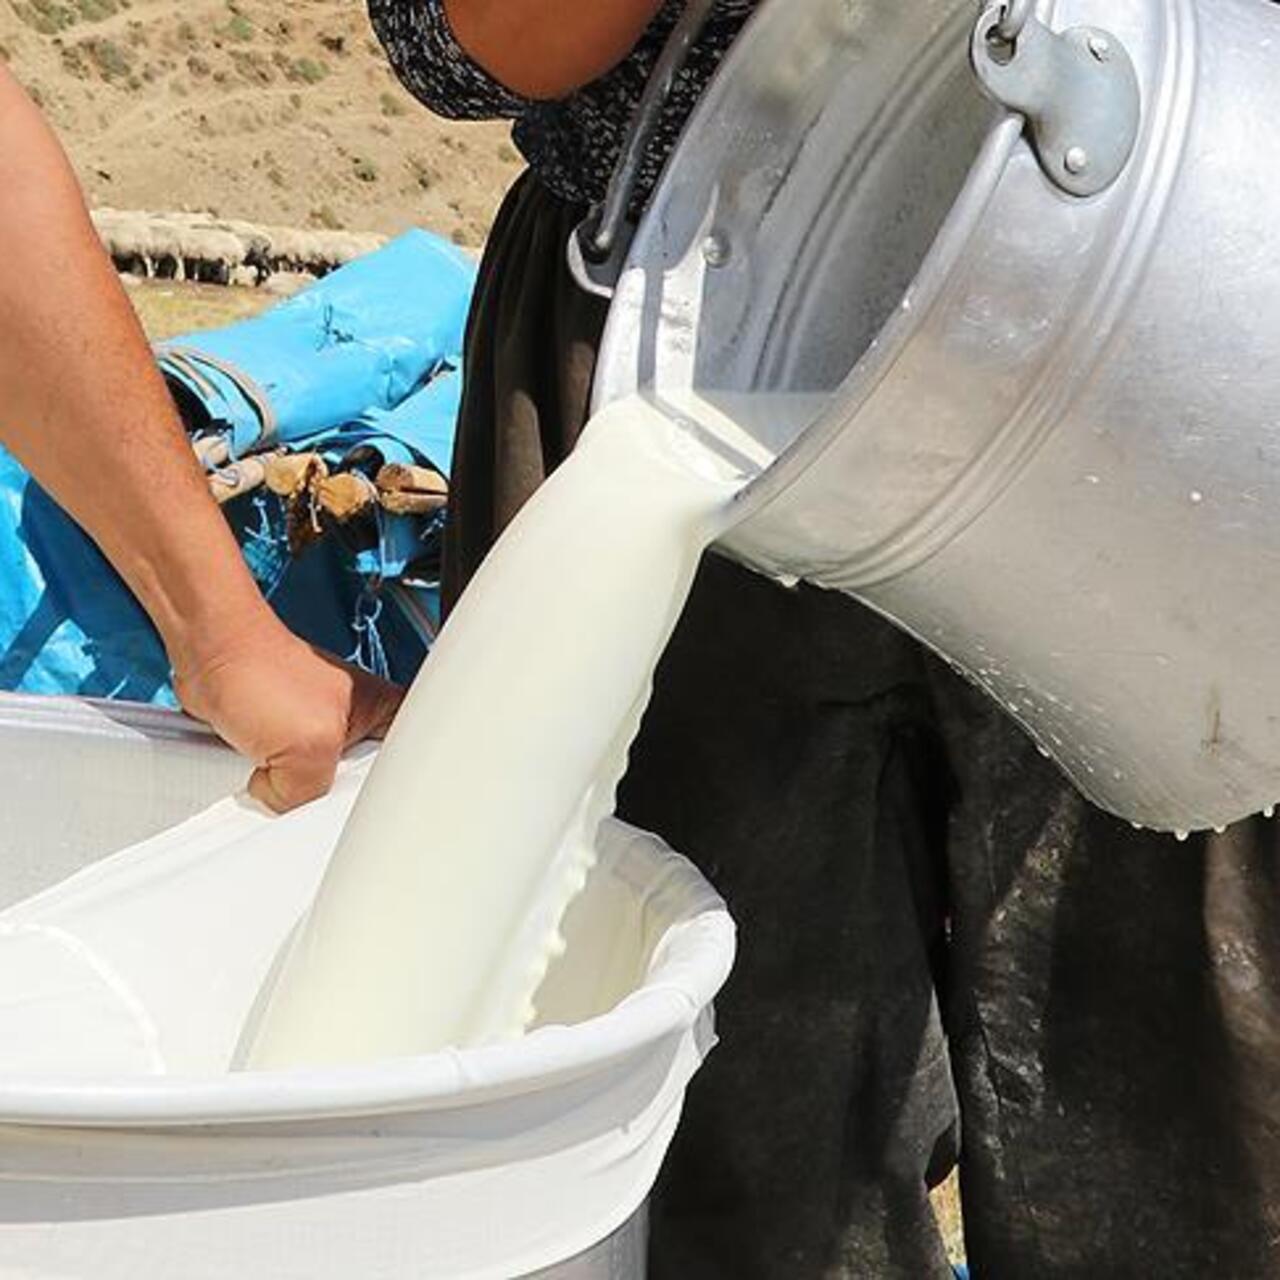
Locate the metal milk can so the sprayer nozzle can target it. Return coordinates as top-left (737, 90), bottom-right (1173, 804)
top-left (591, 0), bottom-right (1280, 834)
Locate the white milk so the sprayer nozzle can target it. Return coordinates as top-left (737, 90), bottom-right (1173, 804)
top-left (244, 393), bottom-right (799, 1068)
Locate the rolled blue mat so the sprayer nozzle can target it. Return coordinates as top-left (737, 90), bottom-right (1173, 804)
top-left (158, 229), bottom-right (476, 458)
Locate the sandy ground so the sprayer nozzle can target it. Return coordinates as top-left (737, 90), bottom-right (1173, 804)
top-left (933, 1170), bottom-right (965, 1266)
top-left (128, 277), bottom-right (268, 337)
top-left (0, 0), bottom-right (523, 247)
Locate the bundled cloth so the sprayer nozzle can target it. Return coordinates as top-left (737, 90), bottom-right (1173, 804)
top-left (0, 229), bottom-right (477, 704)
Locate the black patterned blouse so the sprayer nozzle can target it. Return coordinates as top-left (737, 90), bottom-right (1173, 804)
top-left (367, 0), bottom-right (758, 212)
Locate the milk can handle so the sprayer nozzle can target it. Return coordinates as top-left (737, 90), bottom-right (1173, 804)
top-left (568, 0), bottom-right (718, 297)
top-left (993, 0), bottom-right (1033, 43)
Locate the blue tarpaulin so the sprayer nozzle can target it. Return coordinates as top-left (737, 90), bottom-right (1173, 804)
top-left (0, 449), bottom-right (169, 703)
top-left (158, 230), bottom-right (476, 459)
top-left (0, 229), bottom-right (476, 704)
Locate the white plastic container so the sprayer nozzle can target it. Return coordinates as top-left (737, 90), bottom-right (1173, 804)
top-left (0, 694), bottom-right (735, 1280)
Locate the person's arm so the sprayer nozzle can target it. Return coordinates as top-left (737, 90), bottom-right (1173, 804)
top-left (443, 0), bottom-right (667, 99)
top-left (0, 66), bottom-right (400, 811)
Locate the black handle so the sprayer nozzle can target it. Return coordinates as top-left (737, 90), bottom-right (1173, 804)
top-left (581, 0), bottom-right (720, 264)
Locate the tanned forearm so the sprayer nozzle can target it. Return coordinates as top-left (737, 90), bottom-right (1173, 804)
top-left (0, 67), bottom-right (403, 811)
top-left (444, 0), bottom-right (666, 99)
top-left (0, 66), bottom-right (266, 671)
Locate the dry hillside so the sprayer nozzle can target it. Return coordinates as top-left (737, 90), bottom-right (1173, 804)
top-left (0, 0), bottom-right (523, 246)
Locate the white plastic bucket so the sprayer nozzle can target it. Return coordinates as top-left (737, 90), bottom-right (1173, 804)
top-left (0, 694), bottom-right (735, 1279)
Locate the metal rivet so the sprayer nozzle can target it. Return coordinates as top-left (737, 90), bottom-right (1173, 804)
top-left (1087, 33), bottom-right (1111, 61)
top-left (1064, 146), bottom-right (1089, 175)
top-left (701, 232), bottom-right (730, 268)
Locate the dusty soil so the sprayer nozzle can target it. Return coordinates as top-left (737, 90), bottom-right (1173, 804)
top-left (126, 276), bottom-right (268, 338)
top-left (932, 1170), bottom-right (965, 1267)
top-left (0, 0), bottom-right (523, 247)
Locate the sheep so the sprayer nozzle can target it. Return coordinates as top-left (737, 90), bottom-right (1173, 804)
top-left (90, 209), bottom-right (388, 288)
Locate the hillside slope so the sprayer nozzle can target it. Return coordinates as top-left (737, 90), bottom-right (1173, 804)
top-left (0, 0), bottom-right (523, 246)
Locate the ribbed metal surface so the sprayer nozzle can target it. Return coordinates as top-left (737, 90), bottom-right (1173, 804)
top-left (596, 0), bottom-right (1280, 832)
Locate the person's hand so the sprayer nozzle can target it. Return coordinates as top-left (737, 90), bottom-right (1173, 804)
top-left (172, 611), bottom-right (404, 813)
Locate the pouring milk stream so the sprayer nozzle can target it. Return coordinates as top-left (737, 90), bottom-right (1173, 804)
top-left (244, 394), bottom-right (790, 1066)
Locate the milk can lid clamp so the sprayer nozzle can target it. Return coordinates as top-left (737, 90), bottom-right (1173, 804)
top-left (970, 3), bottom-right (1141, 198)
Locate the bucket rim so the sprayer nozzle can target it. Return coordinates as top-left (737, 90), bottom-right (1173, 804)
top-left (0, 955), bottom-right (732, 1127)
top-left (594, 0), bottom-right (1032, 501)
top-left (0, 696), bottom-right (736, 1129)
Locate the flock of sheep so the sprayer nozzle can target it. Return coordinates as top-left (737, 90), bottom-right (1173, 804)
top-left (92, 208), bottom-right (386, 287)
